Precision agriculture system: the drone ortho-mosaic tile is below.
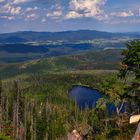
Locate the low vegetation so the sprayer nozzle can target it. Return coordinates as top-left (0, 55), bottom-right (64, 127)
top-left (0, 40), bottom-right (139, 139)
top-left (0, 49), bottom-right (121, 79)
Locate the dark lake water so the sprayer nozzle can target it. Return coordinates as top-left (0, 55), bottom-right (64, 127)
top-left (68, 85), bottom-right (123, 114)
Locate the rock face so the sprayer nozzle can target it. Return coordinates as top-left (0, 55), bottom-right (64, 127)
top-left (67, 130), bottom-right (82, 140)
top-left (129, 115), bottom-right (140, 140)
top-left (130, 115), bottom-right (140, 124)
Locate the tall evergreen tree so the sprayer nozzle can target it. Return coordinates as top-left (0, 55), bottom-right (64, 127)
top-left (119, 40), bottom-right (140, 111)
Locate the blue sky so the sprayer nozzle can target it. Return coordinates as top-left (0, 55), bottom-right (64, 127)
top-left (0, 0), bottom-right (140, 33)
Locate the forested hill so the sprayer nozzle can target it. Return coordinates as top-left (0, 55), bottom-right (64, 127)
top-left (0, 30), bottom-right (138, 43)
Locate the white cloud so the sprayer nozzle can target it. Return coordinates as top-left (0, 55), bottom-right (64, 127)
top-left (45, 3), bottom-right (63, 20)
top-left (65, 11), bottom-right (82, 19)
top-left (0, 3), bottom-right (22, 15)
top-left (46, 10), bottom-right (62, 18)
top-left (26, 7), bottom-right (33, 12)
top-left (25, 13), bottom-right (37, 21)
top-left (13, 0), bottom-right (30, 4)
top-left (26, 6), bottom-right (38, 12)
top-left (95, 14), bottom-right (108, 21)
top-left (0, 1), bottom-right (39, 21)
top-left (0, 3), bottom-right (12, 13)
top-left (11, 6), bottom-right (22, 15)
top-left (0, 15), bottom-right (15, 20)
top-left (66, 0), bottom-right (107, 19)
top-left (110, 10), bottom-right (134, 17)
top-left (24, 6), bottom-right (39, 21)
top-left (27, 13), bottom-right (36, 18)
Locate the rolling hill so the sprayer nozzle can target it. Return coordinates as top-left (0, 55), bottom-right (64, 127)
top-left (0, 30), bottom-right (137, 43)
top-left (0, 49), bottom-right (122, 78)
top-left (0, 30), bottom-right (137, 65)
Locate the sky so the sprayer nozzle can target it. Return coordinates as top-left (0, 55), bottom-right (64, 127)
top-left (0, 0), bottom-right (140, 33)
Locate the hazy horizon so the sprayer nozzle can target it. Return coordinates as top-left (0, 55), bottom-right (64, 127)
top-left (1, 29), bottom-right (140, 34)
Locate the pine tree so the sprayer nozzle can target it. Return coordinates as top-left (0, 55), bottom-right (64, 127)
top-left (119, 40), bottom-right (140, 112)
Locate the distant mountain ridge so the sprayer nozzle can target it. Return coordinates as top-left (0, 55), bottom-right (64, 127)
top-left (0, 30), bottom-right (138, 43)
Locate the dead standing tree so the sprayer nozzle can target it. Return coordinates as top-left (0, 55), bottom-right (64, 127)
top-left (30, 100), bottom-right (37, 140)
top-left (12, 81), bottom-right (22, 140)
top-left (0, 80), bottom-right (3, 132)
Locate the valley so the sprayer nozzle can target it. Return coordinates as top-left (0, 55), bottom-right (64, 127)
top-left (0, 30), bottom-right (139, 140)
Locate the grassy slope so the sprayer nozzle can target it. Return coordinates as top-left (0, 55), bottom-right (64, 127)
top-left (0, 49), bottom-right (121, 79)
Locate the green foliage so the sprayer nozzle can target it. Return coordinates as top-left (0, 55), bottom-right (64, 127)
top-left (119, 40), bottom-right (140, 111)
top-left (0, 133), bottom-right (12, 140)
top-left (98, 77), bottom-right (126, 105)
top-left (0, 49), bottom-right (121, 79)
top-left (0, 61), bottom-right (136, 140)
top-left (120, 40), bottom-right (140, 79)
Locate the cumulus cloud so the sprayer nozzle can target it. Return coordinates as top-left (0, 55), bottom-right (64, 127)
top-left (13, 0), bottom-right (31, 4)
top-left (22, 6), bottom-right (39, 21)
top-left (0, 15), bottom-right (15, 20)
top-left (26, 6), bottom-right (38, 12)
top-left (0, 3), bottom-right (11, 13)
top-left (65, 11), bottom-right (82, 19)
top-left (11, 6), bottom-right (22, 15)
top-left (26, 13), bottom-right (36, 18)
top-left (46, 4), bottom-right (63, 19)
top-left (65, 0), bottom-right (107, 19)
top-left (0, 0), bottom-right (139, 25)
top-left (0, 2), bottom-right (22, 15)
top-left (25, 13), bottom-right (38, 21)
top-left (110, 10), bottom-right (134, 17)
top-left (46, 10), bottom-right (62, 18)
top-left (0, 0), bottom-right (39, 21)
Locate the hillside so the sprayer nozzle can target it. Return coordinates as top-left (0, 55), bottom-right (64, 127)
top-left (0, 30), bottom-right (136, 65)
top-left (0, 30), bottom-right (137, 43)
top-left (0, 31), bottom-right (139, 140)
top-left (0, 49), bottom-right (121, 78)
top-left (0, 41), bottom-right (124, 64)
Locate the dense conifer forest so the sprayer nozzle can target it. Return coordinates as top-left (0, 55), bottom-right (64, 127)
top-left (0, 40), bottom-right (139, 139)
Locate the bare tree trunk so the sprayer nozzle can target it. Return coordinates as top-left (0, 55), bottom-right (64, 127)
top-left (5, 96), bottom-right (9, 122)
top-left (13, 81), bottom-right (20, 140)
top-left (13, 101), bottom-right (18, 139)
top-left (0, 80), bottom-right (3, 132)
top-left (44, 99), bottom-right (51, 140)
top-left (133, 122), bottom-right (140, 140)
top-left (23, 97), bottom-right (28, 140)
top-left (16, 82), bottom-right (20, 140)
top-left (74, 100), bottom-right (78, 129)
top-left (116, 99), bottom-right (125, 116)
top-left (30, 100), bottom-right (36, 140)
